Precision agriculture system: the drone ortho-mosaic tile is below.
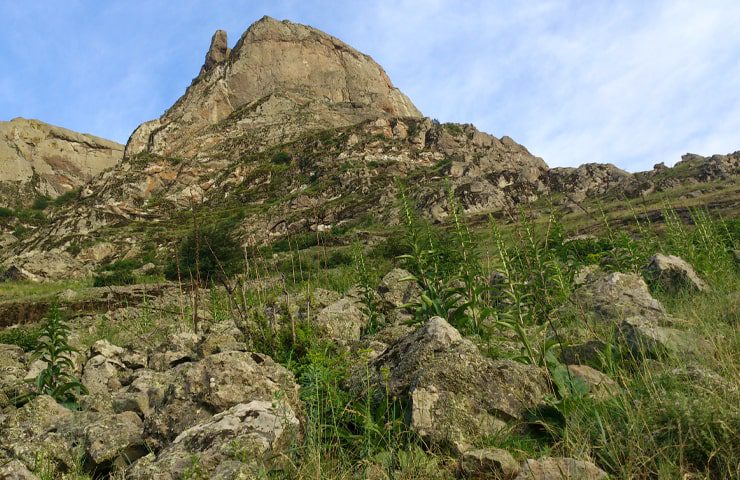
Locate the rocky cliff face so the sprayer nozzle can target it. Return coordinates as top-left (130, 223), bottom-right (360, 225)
top-left (125, 16), bottom-right (421, 159)
top-left (0, 118), bottom-right (123, 207)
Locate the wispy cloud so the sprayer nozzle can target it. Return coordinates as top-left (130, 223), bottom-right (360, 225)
top-left (1, 0), bottom-right (738, 171)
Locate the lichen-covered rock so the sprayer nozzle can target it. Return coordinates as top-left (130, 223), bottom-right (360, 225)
top-left (127, 400), bottom-right (300, 480)
top-left (144, 351), bottom-right (300, 450)
top-left (618, 316), bottom-right (707, 359)
top-left (460, 447), bottom-right (520, 479)
top-left (0, 459), bottom-right (38, 480)
top-left (356, 317), bottom-right (547, 448)
top-left (514, 457), bottom-right (608, 479)
top-left (84, 411), bottom-right (146, 470)
top-left (566, 365), bottom-right (618, 400)
top-left (568, 270), bottom-right (668, 323)
top-left (643, 253), bottom-right (709, 292)
top-left (0, 344), bottom-right (29, 408)
top-left (148, 332), bottom-right (200, 371)
top-left (315, 297), bottom-right (368, 342)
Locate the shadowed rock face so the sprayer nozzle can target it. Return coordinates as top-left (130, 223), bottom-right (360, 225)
top-left (126, 16), bottom-right (421, 158)
top-left (0, 118), bottom-right (123, 207)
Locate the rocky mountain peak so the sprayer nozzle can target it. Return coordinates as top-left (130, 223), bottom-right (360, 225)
top-left (199, 29), bottom-right (230, 75)
top-left (0, 118), bottom-right (122, 207)
top-left (126, 17), bottom-right (421, 158)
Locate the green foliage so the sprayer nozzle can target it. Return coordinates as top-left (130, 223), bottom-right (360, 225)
top-left (0, 325), bottom-right (42, 351)
top-left (164, 216), bottom-right (244, 284)
top-left (271, 150), bottom-right (292, 164)
top-left (31, 196), bottom-right (51, 210)
top-left (53, 187), bottom-right (80, 206)
top-left (93, 270), bottom-right (135, 287)
top-left (25, 304), bottom-right (87, 407)
top-left (0, 206), bottom-right (14, 217)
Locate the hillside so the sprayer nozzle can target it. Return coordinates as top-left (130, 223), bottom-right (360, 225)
top-left (0, 16), bottom-right (738, 480)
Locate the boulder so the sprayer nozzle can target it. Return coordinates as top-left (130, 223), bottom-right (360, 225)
top-left (618, 316), bottom-right (707, 359)
top-left (0, 459), bottom-right (38, 480)
top-left (566, 365), bottom-right (618, 400)
top-left (643, 253), bottom-right (709, 292)
top-left (378, 268), bottom-right (421, 309)
top-left (514, 457), bottom-right (608, 479)
top-left (460, 447), bottom-right (520, 479)
top-left (315, 297), bottom-right (368, 342)
top-left (144, 351), bottom-right (300, 449)
top-left (128, 400), bottom-right (300, 480)
top-left (84, 411), bottom-right (146, 470)
top-left (148, 332), bottom-right (200, 371)
top-left (356, 317), bottom-right (547, 448)
top-left (568, 270), bottom-right (668, 323)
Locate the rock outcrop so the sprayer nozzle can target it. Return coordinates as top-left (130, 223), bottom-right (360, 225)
top-left (0, 118), bottom-right (122, 207)
top-left (354, 317), bottom-right (548, 449)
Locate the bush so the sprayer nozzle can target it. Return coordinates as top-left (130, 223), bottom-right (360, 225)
top-left (271, 150), bottom-right (292, 165)
top-left (31, 196), bottom-right (50, 210)
top-left (0, 206), bottom-right (14, 218)
top-left (164, 218), bottom-right (244, 284)
top-left (93, 271), bottom-right (135, 287)
top-left (0, 325), bottom-right (42, 351)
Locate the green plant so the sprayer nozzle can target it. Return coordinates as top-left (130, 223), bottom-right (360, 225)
top-left (271, 150), bottom-right (292, 164)
top-left (93, 270), bottom-right (135, 287)
top-left (0, 325), bottom-right (42, 351)
top-left (26, 304), bottom-right (87, 407)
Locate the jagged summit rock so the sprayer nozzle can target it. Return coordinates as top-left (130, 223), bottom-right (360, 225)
top-left (0, 118), bottom-right (123, 207)
top-left (126, 16), bottom-right (421, 158)
top-left (199, 29), bottom-right (230, 75)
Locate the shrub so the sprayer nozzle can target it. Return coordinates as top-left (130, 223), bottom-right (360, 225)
top-left (271, 150), bottom-right (292, 164)
top-left (164, 218), bottom-right (244, 284)
top-left (0, 206), bottom-right (14, 218)
top-left (0, 325), bottom-right (42, 351)
top-left (31, 196), bottom-right (50, 210)
top-left (93, 270), bottom-right (135, 287)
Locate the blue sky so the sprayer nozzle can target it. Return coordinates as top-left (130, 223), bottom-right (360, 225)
top-left (1, 1), bottom-right (738, 171)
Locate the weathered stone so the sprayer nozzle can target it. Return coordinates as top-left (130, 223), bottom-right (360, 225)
top-left (618, 316), bottom-right (707, 359)
top-left (148, 332), bottom-right (200, 371)
top-left (514, 457), bottom-right (608, 480)
top-left (568, 270), bottom-right (668, 324)
top-left (356, 317), bottom-right (547, 448)
top-left (0, 459), bottom-right (38, 480)
top-left (566, 365), bottom-right (618, 400)
top-left (643, 253), bottom-right (709, 292)
top-left (84, 411), bottom-right (146, 469)
top-left (460, 447), bottom-right (520, 479)
top-left (128, 400), bottom-right (300, 480)
top-left (200, 30), bottom-right (230, 74)
top-left (378, 268), bottom-right (420, 309)
top-left (315, 297), bottom-right (368, 342)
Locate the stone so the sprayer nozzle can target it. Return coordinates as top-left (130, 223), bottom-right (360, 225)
top-left (568, 270), bottom-right (668, 324)
top-left (460, 447), bottom-right (520, 479)
top-left (315, 297), bottom-right (368, 342)
top-left (128, 400), bottom-right (300, 480)
top-left (0, 459), bottom-right (38, 480)
top-left (378, 268), bottom-right (420, 309)
top-left (84, 411), bottom-right (146, 469)
top-left (643, 253), bottom-right (709, 292)
top-left (566, 365), bottom-right (618, 400)
top-left (200, 30), bottom-right (230, 74)
top-left (618, 316), bottom-right (707, 359)
top-left (514, 457), bottom-right (608, 480)
top-left (356, 317), bottom-right (547, 448)
top-left (148, 332), bottom-right (200, 371)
